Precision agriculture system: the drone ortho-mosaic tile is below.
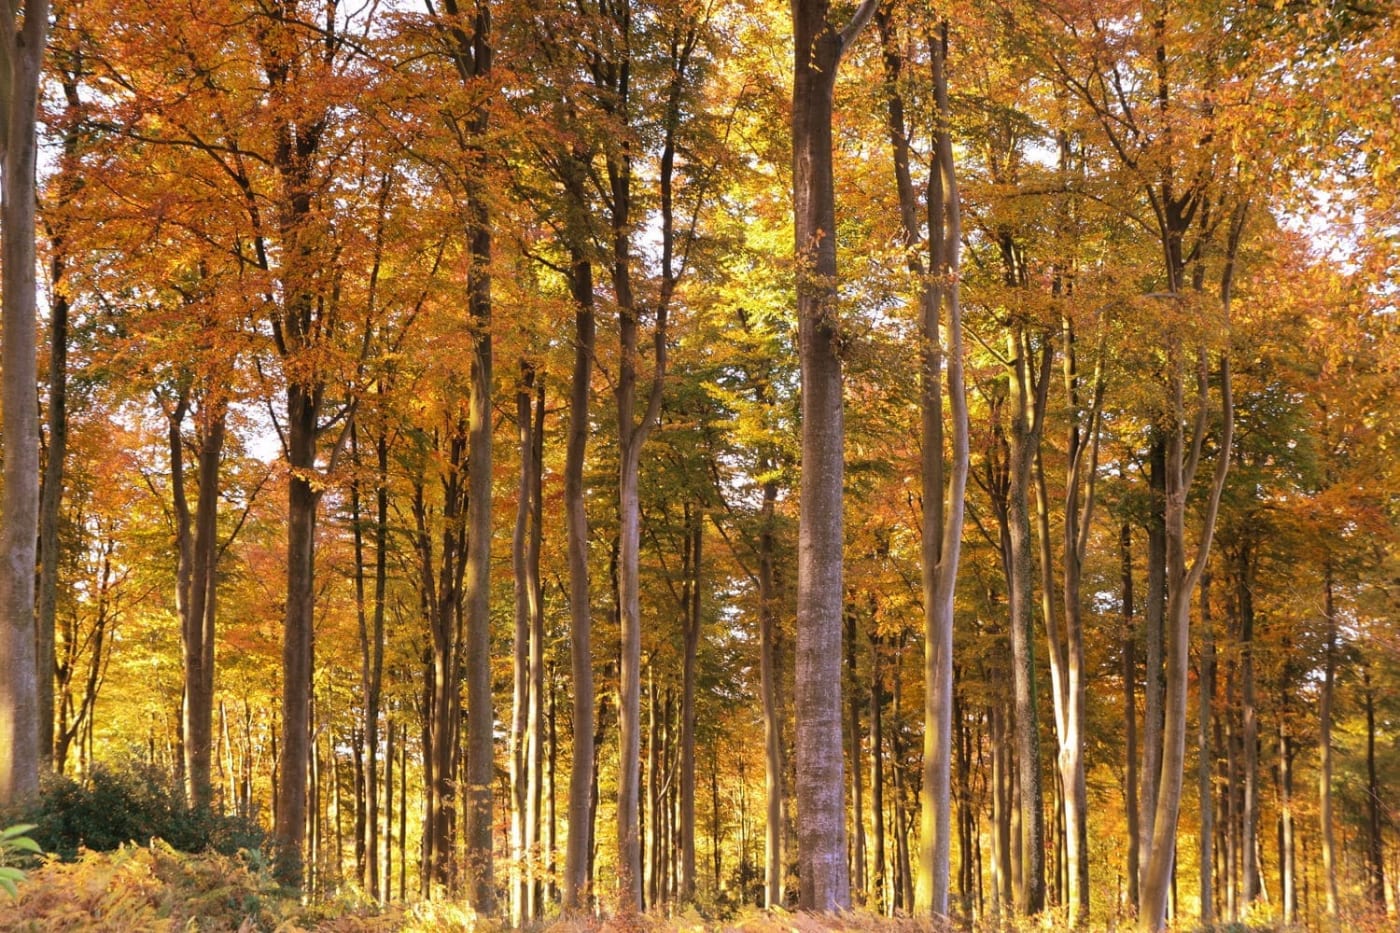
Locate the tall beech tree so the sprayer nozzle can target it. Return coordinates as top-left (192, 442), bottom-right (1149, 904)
top-left (789, 0), bottom-right (879, 909)
top-left (0, 0), bottom-right (50, 807)
top-left (873, 10), bottom-right (971, 918)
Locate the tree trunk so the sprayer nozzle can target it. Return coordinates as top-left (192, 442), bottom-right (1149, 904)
top-left (869, 633), bottom-right (886, 914)
top-left (1139, 438), bottom-right (1166, 908)
top-left (1139, 341), bottom-right (1234, 930)
top-left (680, 505), bottom-right (701, 904)
top-left (1198, 574), bottom-right (1216, 927)
top-left (384, 716), bottom-right (394, 901)
top-left (1121, 524), bottom-right (1140, 916)
top-left (789, 0), bottom-right (876, 907)
top-left (275, 383), bottom-right (319, 886)
top-left (1141, 208), bottom-right (1244, 933)
top-left (0, 0), bottom-right (50, 809)
top-left (516, 365), bottom-right (545, 920)
top-left (1007, 325), bottom-right (1049, 917)
top-left (992, 701), bottom-right (1013, 918)
top-left (907, 24), bottom-right (971, 921)
top-left (758, 476), bottom-right (784, 908)
top-left (1278, 695), bottom-right (1297, 924)
top-left (1318, 566), bottom-right (1340, 918)
top-left (186, 404), bottom-right (225, 811)
top-left (562, 234), bottom-right (596, 912)
top-left (462, 198), bottom-right (495, 914)
top-left (352, 419), bottom-right (388, 899)
top-left (847, 608), bottom-right (866, 902)
top-left (1363, 668), bottom-right (1384, 908)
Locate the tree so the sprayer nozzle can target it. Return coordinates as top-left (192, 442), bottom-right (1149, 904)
top-left (789, 0), bottom-right (880, 910)
top-left (871, 10), bottom-right (971, 918)
top-left (0, 0), bottom-right (50, 808)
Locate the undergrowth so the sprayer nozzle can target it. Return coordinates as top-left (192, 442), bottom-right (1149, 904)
top-left (0, 841), bottom-right (1378, 932)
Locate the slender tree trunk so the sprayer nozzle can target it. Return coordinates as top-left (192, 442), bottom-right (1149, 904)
top-left (37, 248), bottom-right (69, 775)
top-left (512, 375), bottom-right (532, 913)
top-left (276, 383), bottom-right (319, 886)
top-left (0, 0), bottom-right (50, 809)
top-left (907, 25), bottom-right (970, 921)
top-left (680, 506), bottom-right (701, 904)
top-left (613, 135), bottom-right (648, 919)
top-left (562, 237), bottom-right (597, 913)
top-left (185, 405), bottom-right (226, 810)
top-left (353, 421), bottom-right (388, 899)
top-left (547, 665), bottom-right (558, 906)
top-left (1007, 326), bottom-right (1049, 917)
top-left (891, 645), bottom-right (914, 913)
top-left (758, 476), bottom-right (784, 908)
top-left (462, 197), bottom-right (495, 913)
top-left (1232, 542), bottom-right (1261, 909)
top-left (1318, 566), bottom-right (1340, 919)
top-left (1139, 438), bottom-right (1166, 909)
top-left (1121, 524), bottom-right (1140, 916)
top-left (847, 608), bottom-right (867, 902)
top-left (1363, 668), bottom-right (1384, 908)
top-left (516, 365), bottom-right (545, 921)
top-left (384, 716), bottom-right (394, 901)
top-left (1279, 697), bottom-right (1297, 924)
top-left (1198, 574), bottom-right (1216, 927)
top-left (1140, 340), bottom-right (1234, 930)
top-left (399, 723), bottom-right (408, 900)
top-left (992, 701), bottom-right (1012, 918)
top-left (869, 634), bottom-right (887, 915)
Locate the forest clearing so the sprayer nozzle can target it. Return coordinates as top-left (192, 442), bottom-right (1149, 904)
top-left (0, 0), bottom-right (1395, 930)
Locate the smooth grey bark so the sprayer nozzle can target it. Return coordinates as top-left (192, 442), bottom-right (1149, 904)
top-left (1363, 668), bottom-right (1384, 908)
top-left (36, 277), bottom-right (66, 773)
top-left (350, 419), bottom-right (388, 899)
top-left (869, 18), bottom-right (970, 920)
top-left (0, 0), bottom-right (50, 808)
top-left (561, 234), bottom-right (597, 913)
top-left (757, 475), bottom-right (784, 908)
top-left (1318, 565), bottom-right (1340, 918)
top-left (607, 11), bottom-right (696, 905)
top-left (513, 365), bottom-right (545, 921)
top-left (275, 381), bottom-right (319, 887)
top-left (462, 200), bottom-right (495, 914)
top-left (511, 369), bottom-right (531, 922)
top-left (869, 633), bottom-right (886, 914)
top-left (679, 505), bottom-right (701, 904)
top-left (526, 383), bottom-right (545, 918)
top-left (410, 417), bottom-right (469, 891)
top-left (1278, 688), bottom-right (1297, 924)
top-left (260, 1), bottom-right (350, 884)
top-left (36, 68), bottom-right (84, 773)
top-left (789, 0), bottom-right (879, 909)
top-left (1037, 320), bottom-right (1103, 928)
top-left (846, 608), bottom-right (866, 901)
top-left (171, 394), bottom-right (226, 811)
top-left (1001, 323), bottom-right (1051, 918)
top-left (991, 701), bottom-right (1012, 918)
top-left (1121, 524), bottom-right (1140, 914)
top-left (1139, 240), bottom-right (1239, 928)
top-left (1198, 574), bottom-right (1216, 927)
top-left (1235, 542), bottom-right (1261, 908)
top-left (1139, 439), bottom-right (1166, 906)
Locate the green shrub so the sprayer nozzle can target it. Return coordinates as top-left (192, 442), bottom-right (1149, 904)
top-left (0, 823), bottom-right (41, 896)
top-left (15, 762), bottom-right (265, 861)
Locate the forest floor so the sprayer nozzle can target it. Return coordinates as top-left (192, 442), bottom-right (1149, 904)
top-left (0, 842), bottom-right (1316, 932)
